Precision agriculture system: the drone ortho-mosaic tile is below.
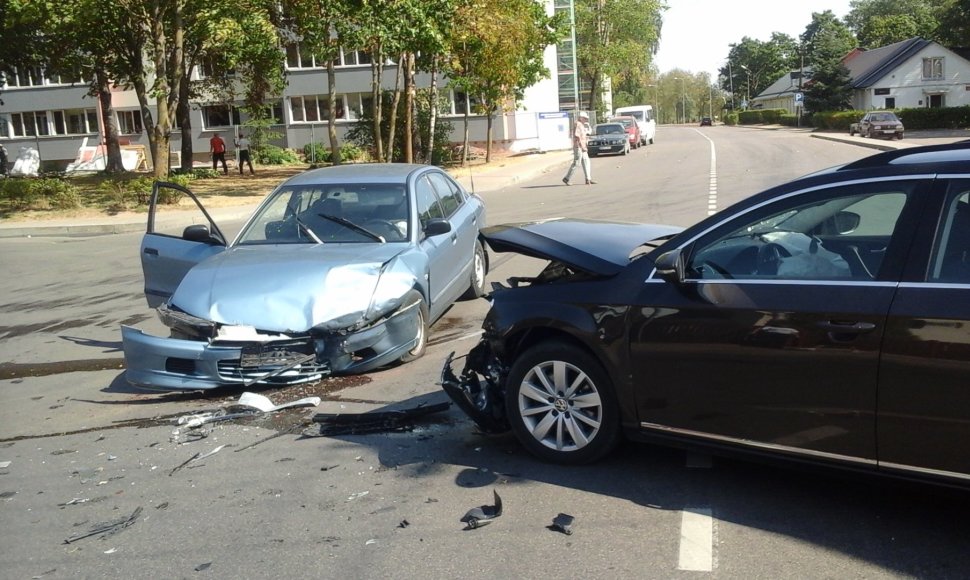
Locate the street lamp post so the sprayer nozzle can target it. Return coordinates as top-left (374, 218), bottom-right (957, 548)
top-left (646, 83), bottom-right (659, 122)
top-left (740, 64), bottom-right (751, 109)
top-left (727, 60), bottom-right (735, 111)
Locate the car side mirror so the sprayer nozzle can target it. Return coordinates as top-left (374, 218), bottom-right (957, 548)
top-left (423, 218), bottom-right (452, 237)
top-left (832, 211), bottom-right (860, 234)
top-left (183, 224), bottom-right (215, 243)
top-left (654, 248), bottom-right (685, 284)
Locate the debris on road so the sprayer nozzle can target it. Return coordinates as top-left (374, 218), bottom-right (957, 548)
top-left (169, 445), bottom-right (226, 476)
top-left (310, 401), bottom-right (450, 436)
top-left (235, 391), bottom-right (321, 413)
top-left (549, 513), bottom-right (575, 535)
top-left (460, 489), bottom-right (503, 530)
top-left (64, 506), bottom-right (143, 544)
top-left (0, 461), bottom-right (11, 468)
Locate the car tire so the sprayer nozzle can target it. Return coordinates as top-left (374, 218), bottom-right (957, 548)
top-left (399, 290), bottom-right (429, 363)
top-left (505, 341), bottom-right (621, 464)
top-left (461, 240), bottom-right (487, 300)
top-left (849, 128), bottom-right (855, 136)
top-left (867, 128), bottom-right (874, 139)
top-left (897, 133), bottom-right (903, 140)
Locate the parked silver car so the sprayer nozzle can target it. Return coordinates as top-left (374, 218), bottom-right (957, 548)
top-left (122, 164), bottom-right (487, 390)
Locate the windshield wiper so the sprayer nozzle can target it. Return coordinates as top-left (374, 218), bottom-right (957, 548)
top-left (316, 213), bottom-right (385, 243)
top-left (295, 215), bottom-right (322, 244)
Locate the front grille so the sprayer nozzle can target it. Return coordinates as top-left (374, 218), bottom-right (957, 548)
top-left (217, 360), bottom-right (329, 384)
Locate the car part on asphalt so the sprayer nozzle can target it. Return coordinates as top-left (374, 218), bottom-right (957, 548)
top-left (549, 513), bottom-right (575, 535)
top-left (311, 401), bottom-right (451, 436)
top-left (64, 506), bottom-right (143, 544)
top-left (460, 490), bottom-right (503, 529)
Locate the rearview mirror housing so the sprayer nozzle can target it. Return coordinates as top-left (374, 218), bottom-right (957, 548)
top-left (654, 248), bottom-right (685, 284)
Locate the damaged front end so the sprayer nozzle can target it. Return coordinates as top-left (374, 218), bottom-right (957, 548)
top-left (123, 297), bottom-right (422, 391)
top-left (440, 337), bottom-right (511, 434)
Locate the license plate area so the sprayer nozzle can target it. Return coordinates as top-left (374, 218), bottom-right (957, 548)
top-left (240, 341), bottom-right (315, 368)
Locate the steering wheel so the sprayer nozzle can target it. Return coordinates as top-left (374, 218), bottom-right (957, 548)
top-left (699, 260), bottom-right (734, 279)
top-left (756, 242), bottom-right (790, 275)
top-left (364, 219), bottom-right (404, 239)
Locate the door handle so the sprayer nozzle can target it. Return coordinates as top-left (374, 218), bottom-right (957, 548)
top-left (817, 321), bottom-right (876, 333)
top-left (144, 247), bottom-right (159, 256)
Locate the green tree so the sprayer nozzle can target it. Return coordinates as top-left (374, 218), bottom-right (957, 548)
top-left (720, 33), bottom-right (798, 107)
top-left (804, 24), bottom-right (854, 113)
top-left (935, 0), bottom-right (970, 48)
top-left (845, 0), bottom-right (944, 47)
top-left (801, 10), bottom-right (856, 67)
top-left (575, 0), bottom-right (664, 114)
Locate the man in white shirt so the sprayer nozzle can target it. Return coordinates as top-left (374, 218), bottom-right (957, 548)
top-left (235, 133), bottom-right (255, 175)
top-left (562, 111), bottom-right (595, 185)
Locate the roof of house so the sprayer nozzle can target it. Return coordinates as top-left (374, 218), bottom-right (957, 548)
top-left (847, 37), bottom-right (932, 88)
top-left (751, 69), bottom-right (813, 101)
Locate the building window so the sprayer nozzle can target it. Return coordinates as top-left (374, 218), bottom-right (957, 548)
top-left (340, 50), bottom-right (372, 67)
top-left (286, 43), bottom-right (324, 69)
top-left (450, 91), bottom-right (483, 116)
top-left (885, 97), bottom-right (896, 109)
top-left (922, 57), bottom-right (944, 80)
top-left (11, 111), bottom-right (50, 136)
top-left (201, 104), bottom-right (241, 129)
top-left (290, 95), bottom-right (345, 123)
top-left (52, 108), bottom-right (98, 135)
top-left (874, 88), bottom-right (890, 96)
top-left (117, 110), bottom-right (144, 135)
top-left (928, 94), bottom-right (945, 108)
top-left (4, 66), bottom-right (84, 87)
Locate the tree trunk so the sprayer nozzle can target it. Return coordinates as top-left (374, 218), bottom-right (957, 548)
top-left (387, 52), bottom-right (405, 163)
top-left (404, 52), bottom-right (414, 163)
top-left (484, 101), bottom-right (493, 164)
top-left (427, 56), bottom-right (439, 164)
top-left (132, 76), bottom-right (157, 173)
top-left (370, 42), bottom-right (384, 162)
top-left (95, 69), bottom-right (125, 174)
top-left (327, 59), bottom-right (340, 165)
top-left (178, 72), bottom-right (193, 172)
top-left (462, 103), bottom-right (470, 167)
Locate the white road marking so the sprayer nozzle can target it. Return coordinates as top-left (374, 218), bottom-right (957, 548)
top-left (693, 128), bottom-right (719, 215)
top-left (678, 507), bottom-right (715, 571)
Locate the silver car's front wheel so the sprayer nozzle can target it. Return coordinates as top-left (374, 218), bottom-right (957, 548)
top-left (506, 342), bottom-right (620, 464)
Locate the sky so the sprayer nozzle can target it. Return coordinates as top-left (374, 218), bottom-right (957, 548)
top-left (653, 0), bottom-right (855, 80)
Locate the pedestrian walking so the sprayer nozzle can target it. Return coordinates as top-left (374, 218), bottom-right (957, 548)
top-left (235, 133), bottom-right (255, 175)
top-left (562, 111), bottom-right (596, 185)
top-left (209, 132), bottom-right (228, 175)
top-left (0, 143), bottom-right (8, 177)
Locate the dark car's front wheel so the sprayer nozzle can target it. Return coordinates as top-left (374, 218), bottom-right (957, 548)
top-left (505, 342), bottom-right (620, 464)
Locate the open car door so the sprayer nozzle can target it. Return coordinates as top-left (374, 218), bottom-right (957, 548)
top-left (140, 181), bottom-right (228, 307)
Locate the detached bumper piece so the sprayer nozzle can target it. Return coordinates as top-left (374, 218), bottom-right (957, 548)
top-left (311, 402), bottom-right (451, 436)
top-left (440, 340), bottom-right (510, 434)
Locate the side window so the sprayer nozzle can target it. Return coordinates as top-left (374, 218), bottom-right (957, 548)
top-left (427, 172), bottom-right (462, 216)
top-left (687, 183), bottom-right (913, 281)
top-left (415, 176), bottom-right (444, 228)
top-left (929, 182), bottom-right (970, 283)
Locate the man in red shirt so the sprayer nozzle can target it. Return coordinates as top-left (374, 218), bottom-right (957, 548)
top-left (209, 133), bottom-right (228, 175)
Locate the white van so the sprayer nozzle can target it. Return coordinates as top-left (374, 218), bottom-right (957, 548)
top-left (613, 105), bottom-right (656, 146)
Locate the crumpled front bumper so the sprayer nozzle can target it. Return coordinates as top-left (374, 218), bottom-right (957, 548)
top-left (440, 339), bottom-right (510, 434)
top-left (122, 302), bottom-right (421, 390)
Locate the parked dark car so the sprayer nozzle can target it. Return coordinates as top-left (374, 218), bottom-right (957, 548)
top-left (700, 116), bottom-right (713, 126)
top-left (588, 123), bottom-right (630, 156)
top-left (123, 164), bottom-right (487, 390)
top-left (610, 115), bottom-right (642, 149)
top-left (849, 111), bottom-right (904, 139)
top-left (443, 141), bottom-right (970, 487)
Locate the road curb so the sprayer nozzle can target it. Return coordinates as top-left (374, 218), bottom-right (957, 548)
top-left (810, 133), bottom-right (899, 152)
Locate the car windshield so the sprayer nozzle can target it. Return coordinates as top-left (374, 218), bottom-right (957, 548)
top-left (596, 124), bottom-right (625, 135)
top-left (236, 183), bottom-right (410, 245)
top-left (870, 113), bottom-right (897, 122)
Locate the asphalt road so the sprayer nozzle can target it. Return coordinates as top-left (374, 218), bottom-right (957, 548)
top-left (2, 126), bottom-right (968, 579)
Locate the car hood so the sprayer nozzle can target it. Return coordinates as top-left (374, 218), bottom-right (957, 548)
top-left (482, 218), bottom-right (683, 276)
top-left (169, 243), bottom-right (412, 333)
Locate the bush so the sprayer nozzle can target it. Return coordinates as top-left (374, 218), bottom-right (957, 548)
top-left (723, 112), bottom-right (739, 126)
top-left (257, 144), bottom-right (301, 165)
top-left (811, 110), bottom-right (861, 131)
top-left (895, 105), bottom-right (970, 130)
top-left (0, 177), bottom-right (82, 211)
top-left (302, 142), bottom-right (365, 164)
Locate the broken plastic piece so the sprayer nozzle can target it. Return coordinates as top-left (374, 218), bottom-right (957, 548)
top-left (235, 392), bottom-right (321, 413)
top-left (312, 401), bottom-right (450, 436)
top-left (169, 444), bottom-right (225, 476)
top-left (460, 489), bottom-right (503, 530)
top-left (440, 348), bottom-right (511, 434)
top-left (550, 513), bottom-right (575, 535)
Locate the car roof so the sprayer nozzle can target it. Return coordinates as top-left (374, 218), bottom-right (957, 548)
top-left (654, 140), bottom-right (970, 256)
top-left (280, 163), bottom-right (434, 186)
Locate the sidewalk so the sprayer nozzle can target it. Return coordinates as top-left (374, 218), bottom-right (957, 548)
top-left (0, 150), bottom-right (573, 238)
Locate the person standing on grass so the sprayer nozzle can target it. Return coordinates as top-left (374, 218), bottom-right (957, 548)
top-left (209, 132), bottom-right (228, 175)
top-left (235, 133), bottom-right (255, 175)
top-left (562, 111), bottom-right (595, 185)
